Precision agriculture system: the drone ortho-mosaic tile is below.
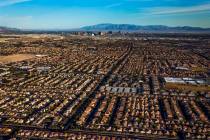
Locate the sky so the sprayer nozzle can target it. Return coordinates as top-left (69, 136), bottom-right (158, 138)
top-left (0, 0), bottom-right (210, 29)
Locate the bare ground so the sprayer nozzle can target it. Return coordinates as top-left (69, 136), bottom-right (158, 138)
top-left (0, 54), bottom-right (35, 64)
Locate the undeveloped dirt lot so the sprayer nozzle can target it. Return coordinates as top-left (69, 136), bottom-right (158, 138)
top-left (0, 54), bottom-right (35, 64)
top-left (0, 38), bottom-right (8, 42)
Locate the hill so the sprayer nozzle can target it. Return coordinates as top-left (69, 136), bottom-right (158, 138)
top-left (0, 26), bottom-right (20, 33)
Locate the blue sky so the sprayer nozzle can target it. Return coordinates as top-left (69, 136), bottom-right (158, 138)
top-left (0, 0), bottom-right (210, 29)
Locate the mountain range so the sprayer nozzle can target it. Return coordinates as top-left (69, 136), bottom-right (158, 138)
top-left (1, 24), bottom-right (210, 33)
top-left (81, 23), bottom-right (210, 33)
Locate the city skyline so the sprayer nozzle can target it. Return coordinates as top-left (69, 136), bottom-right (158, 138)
top-left (0, 0), bottom-right (210, 29)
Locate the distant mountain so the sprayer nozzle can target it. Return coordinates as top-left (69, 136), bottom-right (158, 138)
top-left (0, 26), bottom-right (20, 33)
top-left (81, 23), bottom-right (210, 33)
top-left (1, 24), bottom-right (210, 33)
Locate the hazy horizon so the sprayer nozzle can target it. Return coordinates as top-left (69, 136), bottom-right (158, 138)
top-left (0, 0), bottom-right (210, 29)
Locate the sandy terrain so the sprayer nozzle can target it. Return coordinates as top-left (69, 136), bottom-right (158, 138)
top-left (0, 54), bottom-right (35, 64)
top-left (166, 83), bottom-right (210, 91)
top-left (0, 38), bottom-right (8, 42)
